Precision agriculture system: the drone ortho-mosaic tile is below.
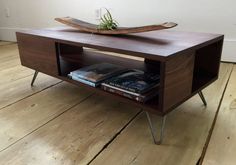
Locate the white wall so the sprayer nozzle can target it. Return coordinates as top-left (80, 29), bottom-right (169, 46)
top-left (0, 0), bottom-right (235, 62)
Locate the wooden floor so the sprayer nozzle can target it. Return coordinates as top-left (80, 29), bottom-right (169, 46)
top-left (0, 42), bottom-right (235, 165)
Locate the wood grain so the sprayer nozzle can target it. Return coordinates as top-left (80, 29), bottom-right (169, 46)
top-left (90, 63), bottom-right (233, 165)
top-left (0, 94), bottom-right (141, 165)
top-left (0, 44), bottom-right (61, 109)
top-left (0, 65), bottom-right (34, 85)
top-left (0, 44), bottom-right (21, 71)
top-left (202, 65), bottom-right (236, 165)
top-left (0, 41), bottom-right (13, 46)
top-left (17, 34), bottom-right (59, 76)
top-left (0, 72), bottom-right (61, 109)
top-left (161, 52), bottom-right (195, 112)
top-left (17, 28), bottom-right (223, 61)
top-left (55, 17), bottom-right (177, 35)
top-left (0, 58), bottom-right (21, 71)
top-left (0, 82), bottom-right (93, 151)
top-left (0, 44), bottom-right (18, 60)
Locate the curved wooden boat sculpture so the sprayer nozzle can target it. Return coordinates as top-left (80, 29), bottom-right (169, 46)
top-left (55, 17), bottom-right (177, 35)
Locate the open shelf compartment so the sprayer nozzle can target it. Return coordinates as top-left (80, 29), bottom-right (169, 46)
top-left (192, 40), bottom-right (222, 92)
top-left (55, 42), bottom-right (163, 115)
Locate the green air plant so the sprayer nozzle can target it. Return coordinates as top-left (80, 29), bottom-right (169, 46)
top-left (98, 9), bottom-right (118, 30)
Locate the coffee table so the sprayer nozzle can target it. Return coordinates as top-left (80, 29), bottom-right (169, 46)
top-left (16, 28), bottom-right (223, 144)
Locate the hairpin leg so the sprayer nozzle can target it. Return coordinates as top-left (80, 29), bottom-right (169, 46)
top-left (145, 112), bottom-right (167, 145)
top-left (31, 71), bottom-right (39, 86)
top-left (198, 91), bottom-right (207, 106)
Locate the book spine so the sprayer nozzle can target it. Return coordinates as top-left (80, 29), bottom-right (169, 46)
top-left (108, 82), bottom-right (137, 93)
top-left (102, 85), bottom-right (146, 103)
top-left (71, 68), bottom-right (128, 83)
top-left (71, 76), bottom-right (96, 87)
top-left (101, 83), bottom-right (141, 96)
top-left (107, 82), bottom-right (160, 94)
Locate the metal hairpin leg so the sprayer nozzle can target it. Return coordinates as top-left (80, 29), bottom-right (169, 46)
top-left (145, 112), bottom-right (167, 145)
top-left (31, 71), bottom-right (39, 86)
top-left (198, 91), bottom-right (207, 106)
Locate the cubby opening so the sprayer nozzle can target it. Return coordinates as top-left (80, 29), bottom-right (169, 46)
top-left (56, 42), bottom-right (161, 76)
top-left (192, 40), bottom-right (222, 92)
top-left (55, 42), bottom-right (162, 113)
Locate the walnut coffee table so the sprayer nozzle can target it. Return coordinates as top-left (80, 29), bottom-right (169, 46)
top-left (16, 28), bottom-right (223, 144)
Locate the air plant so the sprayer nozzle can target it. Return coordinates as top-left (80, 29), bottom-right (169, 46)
top-left (98, 9), bottom-right (118, 30)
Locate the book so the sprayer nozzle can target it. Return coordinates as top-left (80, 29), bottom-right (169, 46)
top-left (103, 70), bottom-right (160, 94)
top-left (101, 83), bottom-right (142, 96)
top-left (69, 63), bottom-right (127, 83)
top-left (70, 76), bottom-right (97, 87)
top-left (101, 84), bottom-right (158, 103)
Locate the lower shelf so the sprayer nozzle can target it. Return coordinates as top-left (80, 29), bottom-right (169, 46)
top-left (59, 76), bottom-right (162, 115)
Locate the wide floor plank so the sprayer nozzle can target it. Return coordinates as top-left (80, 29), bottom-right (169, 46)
top-left (0, 44), bottom-right (21, 71)
top-left (0, 65), bottom-right (34, 85)
top-left (0, 82), bottom-right (93, 151)
top-left (0, 73), bottom-right (61, 109)
top-left (91, 63), bottom-right (233, 165)
top-left (0, 44), bottom-right (18, 60)
top-left (202, 65), bottom-right (236, 165)
top-left (0, 42), bottom-right (13, 46)
top-left (0, 58), bottom-right (21, 71)
top-left (0, 94), bottom-right (141, 165)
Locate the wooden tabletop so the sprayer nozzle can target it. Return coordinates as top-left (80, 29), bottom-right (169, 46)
top-left (17, 27), bottom-right (223, 61)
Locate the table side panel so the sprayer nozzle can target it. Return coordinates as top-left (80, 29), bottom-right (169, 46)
top-left (16, 33), bottom-right (59, 76)
top-left (162, 52), bottom-right (195, 112)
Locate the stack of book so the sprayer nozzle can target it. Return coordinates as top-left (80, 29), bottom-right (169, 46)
top-left (101, 70), bottom-right (160, 103)
top-left (68, 63), bottom-right (160, 103)
top-left (68, 63), bottom-right (127, 87)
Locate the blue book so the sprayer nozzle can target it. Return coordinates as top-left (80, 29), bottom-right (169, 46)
top-left (69, 63), bottom-right (127, 83)
top-left (71, 76), bottom-right (97, 87)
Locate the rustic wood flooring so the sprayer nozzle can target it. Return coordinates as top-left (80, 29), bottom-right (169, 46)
top-left (0, 42), bottom-right (235, 165)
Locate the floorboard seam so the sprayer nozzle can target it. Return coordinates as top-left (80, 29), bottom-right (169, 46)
top-left (87, 109), bottom-right (143, 165)
top-left (0, 64), bottom-right (30, 73)
top-left (0, 92), bottom-right (95, 153)
top-left (0, 43), bottom-right (16, 47)
top-left (0, 81), bottom-right (63, 111)
top-left (198, 65), bottom-right (234, 165)
top-left (0, 73), bottom-right (34, 85)
top-left (0, 56), bottom-right (18, 62)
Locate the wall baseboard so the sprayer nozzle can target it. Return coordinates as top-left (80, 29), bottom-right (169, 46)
top-left (222, 40), bottom-right (236, 63)
top-left (0, 27), bottom-right (235, 62)
top-left (0, 27), bottom-right (29, 42)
